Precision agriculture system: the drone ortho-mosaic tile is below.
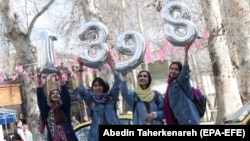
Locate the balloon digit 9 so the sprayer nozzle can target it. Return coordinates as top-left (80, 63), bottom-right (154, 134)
top-left (78, 21), bottom-right (109, 69)
top-left (115, 30), bottom-right (146, 74)
top-left (161, 1), bottom-right (197, 47)
top-left (38, 29), bottom-right (57, 74)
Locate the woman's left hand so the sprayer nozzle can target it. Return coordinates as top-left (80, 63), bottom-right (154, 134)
top-left (106, 52), bottom-right (116, 73)
top-left (145, 112), bottom-right (155, 122)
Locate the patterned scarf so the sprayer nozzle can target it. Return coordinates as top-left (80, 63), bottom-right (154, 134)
top-left (164, 75), bottom-right (178, 125)
top-left (135, 84), bottom-right (154, 102)
top-left (91, 91), bottom-right (111, 104)
top-left (47, 101), bottom-right (67, 141)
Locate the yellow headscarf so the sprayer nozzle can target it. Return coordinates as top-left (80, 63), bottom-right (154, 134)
top-left (135, 84), bottom-right (154, 102)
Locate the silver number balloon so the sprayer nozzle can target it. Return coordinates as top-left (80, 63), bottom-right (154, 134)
top-left (78, 21), bottom-right (109, 69)
top-left (161, 1), bottom-right (197, 47)
top-left (115, 30), bottom-right (146, 74)
top-left (38, 29), bottom-right (57, 74)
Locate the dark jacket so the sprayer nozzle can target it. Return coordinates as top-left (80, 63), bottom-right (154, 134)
top-left (37, 85), bottom-right (78, 141)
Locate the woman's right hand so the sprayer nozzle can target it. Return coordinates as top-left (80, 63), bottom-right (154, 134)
top-left (185, 40), bottom-right (193, 52)
top-left (106, 52), bottom-right (116, 74)
top-left (36, 68), bottom-right (42, 80)
top-left (36, 67), bottom-right (43, 87)
top-left (77, 57), bottom-right (84, 69)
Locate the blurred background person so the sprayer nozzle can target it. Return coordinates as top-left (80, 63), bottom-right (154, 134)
top-left (13, 120), bottom-right (26, 141)
top-left (71, 115), bottom-right (80, 128)
top-left (23, 124), bottom-right (33, 141)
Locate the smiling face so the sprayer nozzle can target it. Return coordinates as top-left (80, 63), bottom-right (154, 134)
top-left (137, 71), bottom-right (151, 89)
top-left (169, 64), bottom-right (181, 78)
top-left (49, 90), bottom-right (61, 102)
top-left (92, 81), bottom-right (104, 94)
top-left (91, 77), bottom-right (109, 94)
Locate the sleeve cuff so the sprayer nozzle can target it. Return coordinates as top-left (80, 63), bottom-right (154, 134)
top-left (120, 74), bottom-right (127, 81)
top-left (152, 112), bottom-right (157, 118)
top-left (37, 80), bottom-right (44, 88)
top-left (59, 79), bottom-right (66, 86)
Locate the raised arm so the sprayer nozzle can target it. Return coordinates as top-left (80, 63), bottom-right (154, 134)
top-left (56, 66), bottom-right (71, 117)
top-left (183, 41), bottom-right (192, 66)
top-left (36, 68), bottom-right (49, 119)
top-left (106, 51), bottom-right (118, 75)
top-left (77, 57), bottom-right (91, 102)
top-left (78, 57), bottom-right (84, 86)
top-left (106, 52), bottom-right (121, 101)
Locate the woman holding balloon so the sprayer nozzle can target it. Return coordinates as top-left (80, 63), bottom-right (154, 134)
top-left (77, 52), bottom-right (121, 141)
top-left (36, 67), bottom-right (78, 141)
top-left (163, 41), bottom-right (200, 125)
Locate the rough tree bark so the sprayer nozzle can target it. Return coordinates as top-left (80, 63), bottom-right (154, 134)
top-left (221, 0), bottom-right (250, 102)
top-left (202, 0), bottom-right (243, 124)
top-left (0, 0), bottom-right (55, 140)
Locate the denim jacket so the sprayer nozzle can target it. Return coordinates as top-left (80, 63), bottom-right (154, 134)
top-left (168, 65), bottom-right (200, 125)
top-left (78, 74), bottom-right (121, 141)
top-left (120, 81), bottom-right (164, 125)
top-left (37, 85), bottom-right (78, 141)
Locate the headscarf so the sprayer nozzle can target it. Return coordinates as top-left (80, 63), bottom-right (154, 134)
top-left (90, 77), bottom-right (111, 104)
top-left (164, 75), bottom-right (178, 125)
top-left (91, 91), bottom-right (112, 104)
top-left (135, 84), bottom-right (154, 102)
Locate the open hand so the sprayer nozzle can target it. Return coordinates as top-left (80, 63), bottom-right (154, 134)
top-left (56, 66), bottom-right (63, 79)
top-left (77, 57), bottom-right (84, 67)
top-left (36, 67), bottom-right (42, 80)
top-left (106, 52), bottom-right (115, 67)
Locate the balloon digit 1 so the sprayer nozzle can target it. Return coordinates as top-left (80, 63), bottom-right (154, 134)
top-left (115, 30), bottom-right (146, 74)
top-left (78, 21), bottom-right (109, 69)
top-left (161, 1), bottom-right (197, 47)
top-left (38, 29), bottom-right (57, 74)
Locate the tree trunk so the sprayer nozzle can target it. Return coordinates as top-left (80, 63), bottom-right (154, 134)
top-left (203, 0), bottom-right (243, 124)
top-left (0, 1), bottom-right (55, 140)
top-left (221, 0), bottom-right (250, 102)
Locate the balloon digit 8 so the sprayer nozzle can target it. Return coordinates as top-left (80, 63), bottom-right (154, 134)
top-left (161, 1), bottom-right (197, 47)
top-left (78, 21), bottom-right (109, 69)
top-left (115, 30), bottom-right (146, 74)
top-left (38, 29), bottom-right (57, 74)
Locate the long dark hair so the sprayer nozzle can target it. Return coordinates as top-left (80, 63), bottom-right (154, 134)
top-left (49, 89), bottom-right (64, 124)
top-left (169, 61), bottom-right (182, 72)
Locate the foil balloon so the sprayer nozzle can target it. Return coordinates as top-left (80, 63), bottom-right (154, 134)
top-left (38, 29), bottom-right (57, 74)
top-left (78, 21), bottom-right (109, 69)
top-left (115, 30), bottom-right (146, 74)
top-left (161, 1), bottom-right (197, 47)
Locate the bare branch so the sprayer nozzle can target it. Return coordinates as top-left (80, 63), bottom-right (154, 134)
top-left (27, 0), bottom-right (55, 37)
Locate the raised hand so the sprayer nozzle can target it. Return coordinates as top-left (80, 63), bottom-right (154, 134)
top-left (106, 52), bottom-right (116, 74)
top-left (185, 40), bottom-right (193, 52)
top-left (77, 57), bottom-right (84, 69)
top-left (36, 68), bottom-right (42, 80)
top-left (56, 66), bottom-right (63, 79)
top-left (36, 67), bottom-right (43, 87)
top-left (106, 52), bottom-right (114, 67)
top-left (184, 40), bottom-right (193, 66)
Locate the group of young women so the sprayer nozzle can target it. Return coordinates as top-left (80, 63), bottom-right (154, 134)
top-left (35, 41), bottom-right (200, 141)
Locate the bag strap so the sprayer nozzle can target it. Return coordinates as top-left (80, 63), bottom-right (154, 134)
top-left (152, 90), bottom-right (159, 110)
